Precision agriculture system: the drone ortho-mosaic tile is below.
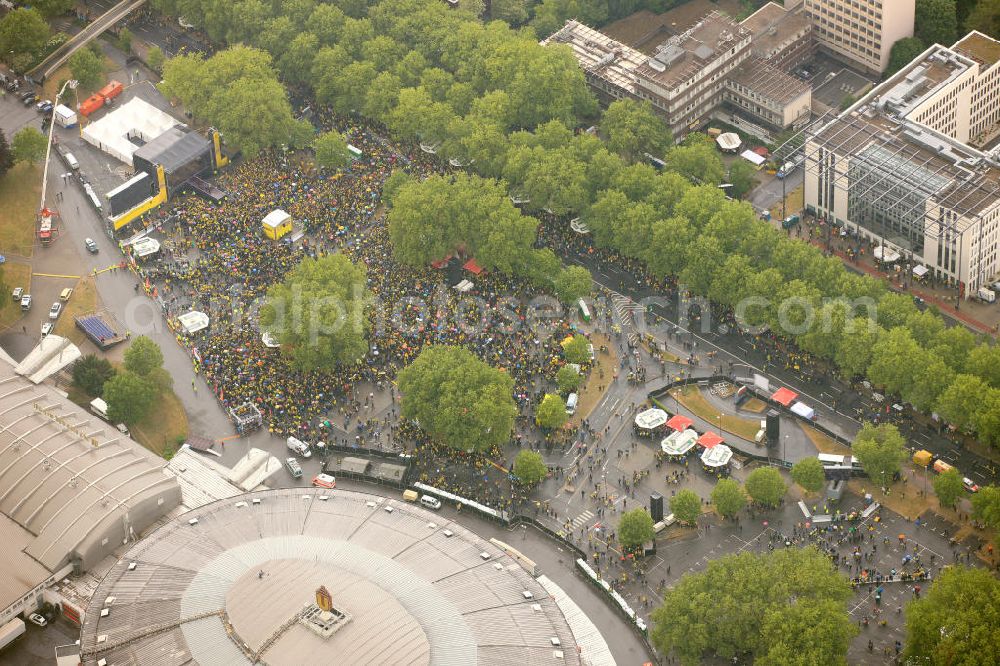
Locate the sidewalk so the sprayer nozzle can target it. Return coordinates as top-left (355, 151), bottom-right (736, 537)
top-left (799, 222), bottom-right (998, 336)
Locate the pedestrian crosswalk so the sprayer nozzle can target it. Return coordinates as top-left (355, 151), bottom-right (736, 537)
top-left (570, 509), bottom-right (595, 530)
top-left (610, 293), bottom-right (641, 347)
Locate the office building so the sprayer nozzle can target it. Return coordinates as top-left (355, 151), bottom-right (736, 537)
top-left (803, 0), bottom-right (914, 74)
top-left (804, 33), bottom-right (1000, 296)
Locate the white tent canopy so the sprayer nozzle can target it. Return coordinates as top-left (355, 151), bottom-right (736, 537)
top-left (178, 311), bottom-right (210, 335)
top-left (790, 401), bottom-right (816, 420)
top-left (634, 408), bottom-right (668, 430)
top-left (82, 98), bottom-right (179, 166)
top-left (661, 428), bottom-right (698, 456)
top-left (131, 236), bottom-right (161, 258)
top-left (700, 444), bottom-right (733, 467)
top-left (912, 265), bottom-right (929, 277)
top-left (873, 246), bottom-right (900, 263)
top-left (716, 132), bottom-right (741, 152)
top-left (740, 149), bottom-right (766, 166)
top-left (570, 218), bottom-right (590, 234)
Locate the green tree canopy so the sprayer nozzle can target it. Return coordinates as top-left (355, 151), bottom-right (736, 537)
top-left (260, 254), bottom-right (371, 370)
top-left (313, 130), bottom-right (350, 170)
top-left (915, 0), bottom-right (958, 47)
top-left (146, 45), bottom-right (166, 73)
top-left (727, 158), bottom-right (757, 200)
top-left (936, 374), bottom-right (990, 431)
top-left (535, 393), bottom-right (568, 429)
top-left (103, 372), bottom-right (157, 425)
top-left (617, 508), bottom-right (655, 548)
top-left (971, 485), bottom-right (1000, 530)
top-left (29, 0), bottom-right (73, 17)
top-left (387, 173), bottom-right (538, 276)
top-left (68, 48), bottom-right (104, 90)
top-left (791, 457), bottom-right (827, 494)
top-left (397, 345), bottom-right (516, 452)
top-left (555, 364), bottom-right (581, 393)
top-left (0, 130), bottom-right (13, 180)
top-left (933, 468), bottom-right (965, 508)
top-left (11, 127), bottom-right (47, 165)
top-left (670, 489), bottom-right (702, 524)
top-left (666, 135), bottom-right (725, 185)
top-left (552, 265), bottom-right (591, 304)
top-left (512, 449), bottom-right (547, 487)
top-left (650, 547), bottom-right (854, 665)
top-left (745, 467), bottom-right (787, 507)
top-left (887, 37), bottom-right (927, 76)
top-left (562, 334), bottom-right (590, 365)
top-left (600, 98), bottom-right (673, 161)
top-left (72, 354), bottom-right (117, 397)
top-left (852, 423), bottom-right (908, 489)
top-left (710, 478), bottom-right (746, 519)
top-left (159, 46), bottom-right (312, 157)
top-left (123, 336), bottom-right (164, 377)
top-left (903, 566), bottom-right (1000, 665)
top-left (0, 8), bottom-right (50, 70)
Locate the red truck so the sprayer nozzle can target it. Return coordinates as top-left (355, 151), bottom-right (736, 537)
top-left (98, 80), bottom-right (123, 101)
top-left (78, 93), bottom-right (104, 116)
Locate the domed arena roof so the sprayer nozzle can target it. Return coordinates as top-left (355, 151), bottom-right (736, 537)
top-left (79, 487), bottom-right (580, 665)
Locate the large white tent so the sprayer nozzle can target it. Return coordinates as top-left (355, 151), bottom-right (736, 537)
top-left (82, 98), bottom-right (178, 166)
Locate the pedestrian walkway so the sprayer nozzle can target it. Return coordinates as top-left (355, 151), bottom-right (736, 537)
top-left (610, 292), bottom-right (641, 347)
top-left (570, 509), bottom-right (595, 530)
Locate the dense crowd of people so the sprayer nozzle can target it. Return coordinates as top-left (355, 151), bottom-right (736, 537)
top-left (131, 115), bottom-right (584, 479)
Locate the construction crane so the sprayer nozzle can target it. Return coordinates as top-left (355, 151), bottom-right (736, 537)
top-left (37, 78), bottom-right (77, 246)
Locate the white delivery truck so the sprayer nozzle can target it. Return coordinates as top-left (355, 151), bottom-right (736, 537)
top-left (976, 287), bottom-right (996, 303)
top-left (53, 104), bottom-right (77, 128)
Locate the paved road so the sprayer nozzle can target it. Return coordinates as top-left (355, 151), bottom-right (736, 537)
top-left (749, 167), bottom-right (803, 216)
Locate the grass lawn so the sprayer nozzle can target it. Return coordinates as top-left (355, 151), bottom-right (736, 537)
top-left (53, 276), bottom-right (97, 344)
top-left (0, 163), bottom-right (42, 257)
top-left (669, 385), bottom-right (761, 441)
top-left (741, 397), bottom-right (768, 413)
top-left (130, 386), bottom-right (188, 457)
top-left (571, 332), bottom-right (615, 426)
top-left (0, 262), bottom-right (33, 331)
top-left (42, 55), bottom-right (119, 100)
top-left (800, 424), bottom-right (851, 456)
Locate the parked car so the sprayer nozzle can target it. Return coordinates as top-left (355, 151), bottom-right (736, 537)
top-left (312, 473), bottom-right (336, 489)
top-left (41, 322), bottom-right (53, 338)
top-left (12, 286), bottom-right (22, 301)
top-left (84, 238), bottom-right (98, 254)
top-left (35, 99), bottom-right (52, 112)
top-left (20, 294), bottom-right (31, 310)
top-left (21, 91), bottom-right (35, 105)
top-left (49, 302), bottom-right (62, 319)
top-left (27, 613), bottom-right (47, 627)
top-left (963, 477), bottom-right (980, 493)
top-left (60, 287), bottom-right (73, 301)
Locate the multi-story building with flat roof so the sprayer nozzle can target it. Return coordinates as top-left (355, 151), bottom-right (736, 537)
top-left (741, 1), bottom-right (816, 72)
top-left (803, 0), bottom-right (914, 74)
top-left (544, 11), bottom-right (811, 137)
top-left (804, 33), bottom-right (1000, 296)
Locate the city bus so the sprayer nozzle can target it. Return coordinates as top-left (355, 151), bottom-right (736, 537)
top-left (577, 298), bottom-right (591, 322)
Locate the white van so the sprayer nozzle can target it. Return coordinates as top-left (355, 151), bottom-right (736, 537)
top-left (64, 152), bottom-right (79, 170)
top-left (286, 436), bottom-right (311, 458)
top-left (565, 393), bottom-right (578, 415)
top-left (90, 397), bottom-right (109, 419)
top-left (420, 495), bottom-right (442, 510)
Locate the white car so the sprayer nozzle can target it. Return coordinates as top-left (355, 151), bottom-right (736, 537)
top-left (49, 302), bottom-right (62, 319)
top-left (41, 322), bottom-right (53, 338)
top-left (28, 612), bottom-right (47, 627)
top-left (286, 436), bottom-right (311, 458)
